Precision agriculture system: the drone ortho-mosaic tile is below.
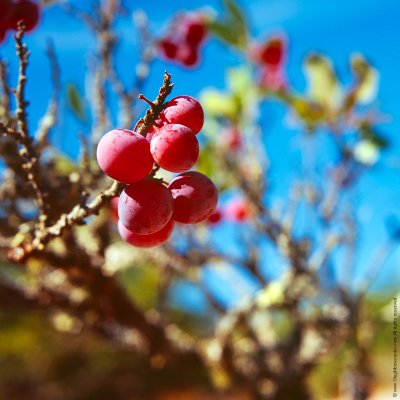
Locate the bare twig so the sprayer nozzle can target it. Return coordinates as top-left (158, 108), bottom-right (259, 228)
top-left (9, 180), bottom-right (123, 262)
top-left (8, 72), bottom-right (174, 262)
top-left (0, 25), bottom-right (49, 228)
top-left (37, 40), bottom-right (61, 149)
top-left (0, 60), bottom-right (12, 121)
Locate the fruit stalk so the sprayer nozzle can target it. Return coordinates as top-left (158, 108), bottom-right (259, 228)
top-left (136, 71), bottom-right (174, 136)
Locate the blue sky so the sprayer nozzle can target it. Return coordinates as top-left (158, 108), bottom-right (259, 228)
top-left (1, 0), bottom-right (399, 308)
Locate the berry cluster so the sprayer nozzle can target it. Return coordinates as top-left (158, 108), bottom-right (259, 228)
top-left (0, 0), bottom-right (40, 43)
top-left (158, 14), bottom-right (207, 68)
top-left (250, 36), bottom-right (287, 90)
top-left (96, 95), bottom-right (218, 248)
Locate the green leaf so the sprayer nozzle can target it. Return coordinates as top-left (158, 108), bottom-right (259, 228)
top-left (226, 0), bottom-right (248, 46)
top-left (208, 0), bottom-right (248, 48)
top-left (303, 53), bottom-right (342, 109)
top-left (225, 0), bottom-right (245, 23)
top-left (351, 53), bottom-right (379, 104)
top-left (360, 126), bottom-right (389, 149)
top-left (227, 66), bottom-right (253, 94)
top-left (66, 83), bottom-right (85, 120)
top-left (208, 20), bottom-right (241, 47)
top-left (200, 88), bottom-right (240, 119)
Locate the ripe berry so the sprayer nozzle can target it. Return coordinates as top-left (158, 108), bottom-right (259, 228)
top-left (179, 15), bottom-right (206, 46)
top-left (159, 38), bottom-right (179, 59)
top-left (162, 96), bottom-right (204, 134)
top-left (96, 129), bottom-right (154, 184)
top-left (225, 198), bottom-right (251, 222)
top-left (6, 0), bottom-right (40, 32)
top-left (110, 197), bottom-right (119, 221)
top-left (176, 44), bottom-right (199, 68)
top-left (0, 27), bottom-right (6, 43)
top-left (0, 0), bottom-right (14, 23)
top-left (260, 66), bottom-right (286, 91)
top-left (207, 208), bottom-right (222, 225)
top-left (146, 118), bottom-right (164, 142)
top-left (260, 37), bottom-right (285, 67)
top-left (150, 124), bottom-right (199, 173)
top-left (118, 179), bottom-right (174, 234)
top-left (168, 171), bottom-right (218, 224)
top-left (118, 218), bottom-right (174, 248)
top-left (225, 127), bottom-right (242, 151)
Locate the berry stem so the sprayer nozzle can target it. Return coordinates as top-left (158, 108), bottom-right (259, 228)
top-left (136, 71), bottom-right (174, 137)
top-left (133, 118), bottom-right (144, 132)
top-left (138, 93), bottom-right (156, 108)
top-left (149, 163), bottom-right (161, 178)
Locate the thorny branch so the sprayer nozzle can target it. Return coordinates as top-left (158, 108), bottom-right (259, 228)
top-left (0, 24), bottom-right (49, 229)
top-left (7, 71), bottom-right (173, 262)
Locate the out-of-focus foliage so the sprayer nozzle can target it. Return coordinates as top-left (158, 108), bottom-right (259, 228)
top-left (0, 0), bottom-right (398, 399)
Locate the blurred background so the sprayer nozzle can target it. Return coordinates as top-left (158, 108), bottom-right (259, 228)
top-left (0, 0), bottom-right (399, 399)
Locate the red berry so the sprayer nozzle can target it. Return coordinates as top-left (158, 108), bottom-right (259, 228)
top-left (207, 208), bottom-right (222, 225)
top-left (0, 27), bottom-right (7, 43)
top-left (146, 118), bottom-right (164, 142)
top-left (0, 0), bottom-right (14, 23)
top-left (6, 0), bottom-right (40, 32)
top-left (180, 15), bottom-right (206, 46)
top-left (159, 37), bottom-right (179, 59)
top-left (260, 66), bottom-right (286, 91)
top-left (162, 96), bottom-right (204, 134)
top-left (118, 179), bottom-right (174, 235)
top-left (146, 127), bottom-right (157, 143)
top-left (225, 127), bottom-right (242, 151)
top-left (168, 171), bottom-right (218, 224)
top-left (118, 218), bottom-right (174, 248)
top-left (150, 124), bottom-right (199, 173)
top-left (225, 198), bottom-right (250, 222)
top-left (176, 44), bottom-right (199, 67)
top-left (110, 197), bottom-right (119, 221)
top-left (259, 37), bottom-right (285, 67)
top-left (96, 129), bottom-right (154, 184)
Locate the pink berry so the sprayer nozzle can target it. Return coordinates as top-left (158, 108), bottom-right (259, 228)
top-left (146, 118), bottom-right (164, 142)
top-left (207, 208), bottom-right (222, 225)
top-left (0, 0), bottom-right (14, 23)
top-left (118, 179), bottom-right (174, 235)
top-left (118, 218), bottom-right (174, 248)
top-left (260, 66), bottom-right (286, 91)
top-left (0, 27), bottom-right (6, 43)
top-left (176, 44), bottom-right (199, 68)
top-left (225, 127), bottom-right (242, 151)
top-left (110, 197), bottom-right (119, 221)
top-left (150, 124), bottom-right (199, 173)
top-left (96, 129), bottom-right (154, 184)
top-left (259, 37), bottom-right (285, 67)
top-left (162, 96), bottom-right (204, 134)
top-left (180, 15), bottom-right (207, 46)
top-left (159, 38), bottom-right (179, 59)
top-left (168, 171), bottom-right (218, 224)
top-left (225, 198), bottom-right (250, 222)
top-left (6, 0), bottom-right (40, 32)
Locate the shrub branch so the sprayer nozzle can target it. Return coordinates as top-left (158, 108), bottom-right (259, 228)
top-left (8, 72), bottom-right (174, 262)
